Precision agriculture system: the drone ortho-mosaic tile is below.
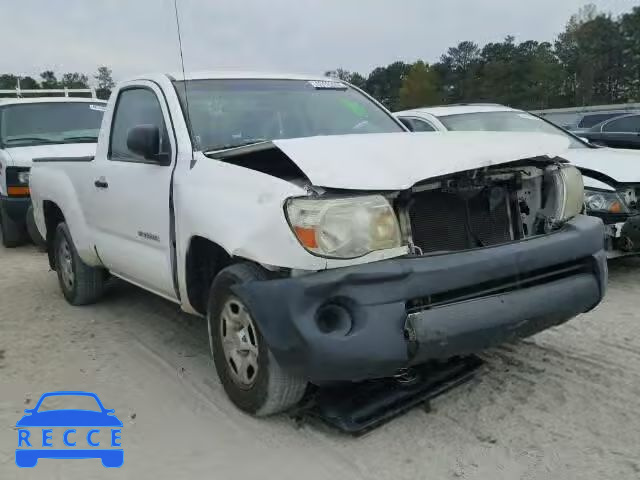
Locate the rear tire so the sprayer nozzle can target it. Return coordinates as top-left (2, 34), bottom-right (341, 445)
top-left (53, 222), bottom-right (106, 305)
top-left (208, 263), bottom-right (307, 416)
top-left (0, 208), bottom-right (26, 248)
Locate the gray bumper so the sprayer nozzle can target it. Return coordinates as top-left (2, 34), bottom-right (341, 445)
top-left (235, 215), bottom-right (607, 384)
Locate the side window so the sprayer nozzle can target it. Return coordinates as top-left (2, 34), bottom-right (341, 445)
top-left (603, 115), bottom-right (640, 133)
top-left (578, 113), bottom-right (620, 128)
top-left (109, 88), bottom-right (171, 162)
top-left (398, 117), bottom-right (414, 131)
top-left (411, 118), bottom-right (436, 132)
top-left (398, 117), bottom-right (436, 132)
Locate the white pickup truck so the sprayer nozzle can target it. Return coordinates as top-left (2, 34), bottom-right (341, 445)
top-left (0, 97), bottom-right (106, 247)
top-left (30, 72), bottom-right (607, 416)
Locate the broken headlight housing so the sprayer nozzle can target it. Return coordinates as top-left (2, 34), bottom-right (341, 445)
top-left (584, 189), bottom-right (630, 214)
top-left (285, 195), bottom-right (402, 258)
top-left (548, 165), bottom-right (584, 223)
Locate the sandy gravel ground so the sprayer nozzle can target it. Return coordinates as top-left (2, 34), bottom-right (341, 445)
top-left (1, 244), bottom-right (640, 479)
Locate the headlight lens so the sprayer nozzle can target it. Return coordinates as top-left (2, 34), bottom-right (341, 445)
top-left (584, 189), bottom-right (629, 214)
top-left (286, 195), bottom-right (402, 258)
top-left (17, 171), bottom-right (31, 185)
top-left (548, 165), bottom-right (584, 222)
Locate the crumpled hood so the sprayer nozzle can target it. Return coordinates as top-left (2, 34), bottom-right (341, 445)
top-left (562, 147), bottom-right (640, 185)
top-left (3, 143), bottom-right (96, 168)
top-left (271, 132), bottom-right (570, 190)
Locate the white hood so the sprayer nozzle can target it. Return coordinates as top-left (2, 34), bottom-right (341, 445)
top-left (272, 132), bottom-right (570, 190)
top-left (562, 147), bottom-right (640, 184)
top-left (4, 143), bottom-right (97, 168)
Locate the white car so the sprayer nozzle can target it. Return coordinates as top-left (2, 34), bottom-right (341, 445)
top-left (30, 73), bottom-right (606, 416)
top-left (0, 97), bottom-right (106, 247)
top-left (395, 104), bottom-right (640, 258)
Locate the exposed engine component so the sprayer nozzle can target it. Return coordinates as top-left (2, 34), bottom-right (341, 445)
top-left (398, 164), bottom-right (568, 255)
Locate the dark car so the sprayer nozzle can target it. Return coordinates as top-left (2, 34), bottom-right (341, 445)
top-left (580, 113), bottom-right (640, 150)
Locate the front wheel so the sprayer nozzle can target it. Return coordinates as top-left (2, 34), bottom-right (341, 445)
top-left (208, 263), bottom-right (307, 416)
top-left (53, 222), bottom-right (106, 305)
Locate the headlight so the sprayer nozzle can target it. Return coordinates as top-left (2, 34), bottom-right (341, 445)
top-left (548, 165), bottom-right (584, 222)
top-left (17, 171), bottom-right (31, 185)
top-left (584, 189), bottom-right (629, 214)
top-left (285, 195), bottom-right (402, 258)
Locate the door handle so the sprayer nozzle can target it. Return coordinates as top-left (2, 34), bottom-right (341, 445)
top-left (94, 179), bottom-right (109, 189)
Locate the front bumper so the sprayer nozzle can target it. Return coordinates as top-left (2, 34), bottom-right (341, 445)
top-left (0, 195), bottom-right (30, 224)
top-left (236, 215), bottom-right (607, 384)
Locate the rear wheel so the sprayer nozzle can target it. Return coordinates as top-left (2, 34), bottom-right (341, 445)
top-left (53, 222), bottom-right (106, 305)
top-left (0, 208), bottom-right (26, 248)
top-left (208, 263), bottom-right (307, 416)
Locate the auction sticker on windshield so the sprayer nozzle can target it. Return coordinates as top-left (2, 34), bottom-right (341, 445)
top-left (15, 391), bottom-right (123, 468)
top-left (308, 80), bottom-right (347, 90)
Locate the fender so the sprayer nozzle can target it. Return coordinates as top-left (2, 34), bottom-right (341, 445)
top-left (30, 164), bottom-right (101, 267)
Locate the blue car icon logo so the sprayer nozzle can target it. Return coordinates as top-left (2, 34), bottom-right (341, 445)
top-left (15, 391), bottom-right (123, 468)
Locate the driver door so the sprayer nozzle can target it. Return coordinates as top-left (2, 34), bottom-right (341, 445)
top-left (90, 82), bottom-right (177, 300)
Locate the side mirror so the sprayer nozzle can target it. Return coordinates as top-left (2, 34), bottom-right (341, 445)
top-left (24, 409), bottom-right (34, 414)
top-left (126, 125), bottom-right (170, 165)
top-left (578, 136), bottom-right (590, 144)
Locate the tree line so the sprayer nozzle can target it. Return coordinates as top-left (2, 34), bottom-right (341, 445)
top-left (0, 66), bottom-right (115, 99)
top-left (1, 5), bottom-right (638, 111)
top-left (327, 4), bottom-right (640, 112)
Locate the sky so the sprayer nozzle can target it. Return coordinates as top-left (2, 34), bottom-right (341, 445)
top-left (0, 0), bottom-right (636, 84)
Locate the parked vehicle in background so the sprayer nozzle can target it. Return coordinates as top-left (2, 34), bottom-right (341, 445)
top-left (579, 113), bottom-right (640, 150)
top-left (395, 104), bottom-right (640, 257)
top-left (30, 72), bottom-right (606, 417)
top-left (568, 111), bottom-right (633, 132)
top-left (0, 97), bottom-right (106, 247)
top-left (532, 104), bottom-right (640, 131)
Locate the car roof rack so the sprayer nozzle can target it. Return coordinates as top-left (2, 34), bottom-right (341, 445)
top-left (0, 86), bottom-right (97, 99)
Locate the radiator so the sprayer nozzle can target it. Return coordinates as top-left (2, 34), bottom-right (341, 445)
top-left (408, 188), bottom-right (513, 254)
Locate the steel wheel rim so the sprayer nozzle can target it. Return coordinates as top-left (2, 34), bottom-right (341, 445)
top-left (220, 296), bottom-right (259, 388)
top-left (58, 236), bottom-right (74, 290)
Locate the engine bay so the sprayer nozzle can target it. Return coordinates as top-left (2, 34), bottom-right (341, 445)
top-left (395, 162), bottom-right (569, 255)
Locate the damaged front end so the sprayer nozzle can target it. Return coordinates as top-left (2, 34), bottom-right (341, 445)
top-left (225, 153), bottom-right (606, 384)
top-left (395, 160), bottom-right (583, 257)
top-left (283, 158), bottom-right (585, 265)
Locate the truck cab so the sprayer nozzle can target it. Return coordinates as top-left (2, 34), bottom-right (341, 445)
top-left (0, 97), bottom-right (106, 246)
top-left (30, 73), bottom-right (607, 417)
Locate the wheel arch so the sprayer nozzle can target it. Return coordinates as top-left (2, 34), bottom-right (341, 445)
top-left (184, 236), bottom-right (235, 315)
top-left (42, 200), bottom-right (66, 269)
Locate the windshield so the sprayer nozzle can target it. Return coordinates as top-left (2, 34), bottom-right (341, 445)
top-left (0, 102), bottom-right (105, 148)
top-left (438, 111), bottom-right (587, 149)
top-left (173, 79), bottom-right (403, 151)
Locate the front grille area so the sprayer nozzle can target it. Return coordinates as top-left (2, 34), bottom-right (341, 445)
top-left (409, 189), bottom-right (513, 254)
top-left (406, 258), bottom-right (593, 314)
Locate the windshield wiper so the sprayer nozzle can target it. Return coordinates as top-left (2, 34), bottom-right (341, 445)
top-left (4, 137), bottom-right (55, 145)
top-left (62, 135), bottom-right (98, 143)
top-left (204, 138), bottom-right (268, 153)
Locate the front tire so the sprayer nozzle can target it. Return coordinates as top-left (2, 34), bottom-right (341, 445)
top-left (208, 263), bottom-right (307, 416)
top-left (53, 222), bottom-right (106, 305)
